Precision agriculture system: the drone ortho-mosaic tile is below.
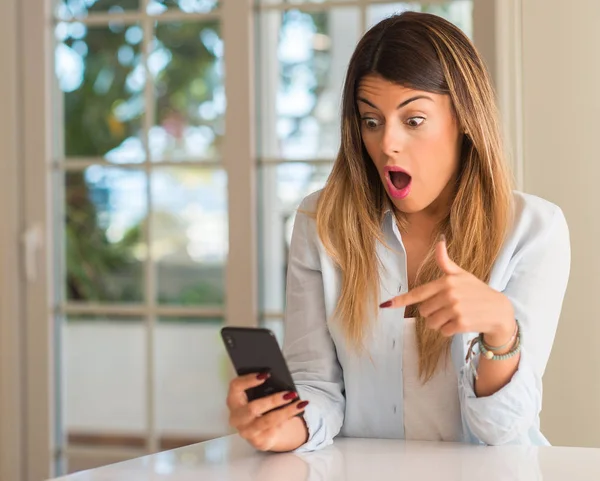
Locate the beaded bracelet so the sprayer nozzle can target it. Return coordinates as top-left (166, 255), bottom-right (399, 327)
top-left (479, 332), bottom-right (521, 361)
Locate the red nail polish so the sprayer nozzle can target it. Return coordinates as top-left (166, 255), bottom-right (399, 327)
top-left (297, 401), bottom-right (309, 409)
top-left (379, 300), bottom-right (393, 308)
top-left (256, 372), bottom-right (269, 380)
top-left (283, 392), bottom-right (297, 401)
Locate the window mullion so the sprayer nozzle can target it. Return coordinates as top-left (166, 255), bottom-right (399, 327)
top-left (55, 10), bottom-right (221, 26)
top-left (222, 0), bottom-right (258, 328)
top-left (141, 0), bottom-right (159, 455)
top-left (360, 0), bottom-right (367, 32)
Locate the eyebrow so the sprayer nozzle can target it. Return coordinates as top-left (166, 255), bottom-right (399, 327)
top-left (357, 95), bottom-right (434, 111)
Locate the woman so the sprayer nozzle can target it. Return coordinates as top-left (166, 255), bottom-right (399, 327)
top-left (226, 11), bottom-right (570, 452)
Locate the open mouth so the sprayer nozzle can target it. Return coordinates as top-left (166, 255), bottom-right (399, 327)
top-left (385, 167), bottom-right (412, 199)
top-left (389, 171), bottom-right (412, 191)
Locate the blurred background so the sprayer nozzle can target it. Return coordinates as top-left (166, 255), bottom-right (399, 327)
top-left (1, 0), bottom-right (599, 480)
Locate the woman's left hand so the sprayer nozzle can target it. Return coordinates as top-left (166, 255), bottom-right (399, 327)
top-left (380, 237), bottom-right (515, 342)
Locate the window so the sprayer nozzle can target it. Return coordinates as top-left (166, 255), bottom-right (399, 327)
top-left (47, 0), bottom-right (473, 475)
top-left (256, 0), bottom-right (473, 342)
top-left (53, 0), bottom-right (229, 473)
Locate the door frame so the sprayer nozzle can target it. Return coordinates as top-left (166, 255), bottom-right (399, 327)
top-left (0, 0), bottom-right (25, 479)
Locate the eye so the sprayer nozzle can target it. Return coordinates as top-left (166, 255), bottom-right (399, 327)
top-left (406, 116), bottom-right (426, 128)
top-left (361, 117), bottom-right (381, 130)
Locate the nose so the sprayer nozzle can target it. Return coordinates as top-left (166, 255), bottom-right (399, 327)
top-left (380, 123), bottom-right (402, 156)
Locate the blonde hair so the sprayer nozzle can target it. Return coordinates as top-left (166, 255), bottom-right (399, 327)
top-left (314, 12), bottom-right (513, 381)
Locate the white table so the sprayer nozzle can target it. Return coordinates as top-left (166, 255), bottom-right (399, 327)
top-left (49, 436), bottom-right (600, 480)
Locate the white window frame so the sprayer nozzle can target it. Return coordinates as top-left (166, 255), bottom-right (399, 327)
top-left (0, 1), bottom-right (520, 480)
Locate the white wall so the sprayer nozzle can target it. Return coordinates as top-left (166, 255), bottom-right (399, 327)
top-left (522, 0), bottom-right (600, 447)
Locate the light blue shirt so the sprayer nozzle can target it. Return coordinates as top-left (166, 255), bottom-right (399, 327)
top-left (282, 190), bottom-right (571, 451)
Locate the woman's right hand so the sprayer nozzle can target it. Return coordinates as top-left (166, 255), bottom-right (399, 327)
top-left (226, 373), bottom-right (310, 452)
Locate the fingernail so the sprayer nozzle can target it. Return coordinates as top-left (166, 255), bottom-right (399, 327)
top-left (379, 300), bottom-right (393, 308)
top-left (256, 372), bottom-right (270, 380)
top-left (297, 401), bottom-right (309, 410)
top-left (283, 392), bottom-right (298, 401)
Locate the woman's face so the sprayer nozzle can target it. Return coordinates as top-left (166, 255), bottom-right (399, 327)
top-left (357, 74), bottom-right (463, 216)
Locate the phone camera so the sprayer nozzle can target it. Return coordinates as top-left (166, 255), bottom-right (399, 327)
top-left (226, 336), bottom-right (235, 348)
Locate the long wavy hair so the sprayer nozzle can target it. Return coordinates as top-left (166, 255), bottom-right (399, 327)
top-left (314, 12), bottom-right (513, 381)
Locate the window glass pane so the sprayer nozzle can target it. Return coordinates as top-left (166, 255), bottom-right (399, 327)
top-left (56, 0), bottom-right (140, 19)
top-left (256, 8), bottom-right (360, 160)
top-left (151, 168), bottom-right (227, 305)
top-left (147, 0), bottom-right (219, 15)
top-left (261, 317), bottom-right (285, 346)
top-left (154, 317), bottom-right (229, 446)
top-left (57, 23), bottom-right (146, 162)
top-left (150, 21), bottom-right (224, 162)
top-left (65, 168), bottom-right (147, 302)
top-left (258, 162), bottom-right (332, 315)
top-left (367, 1), bottom-right (473, 38)
top-left (63, 315), bottom-right (146, 472)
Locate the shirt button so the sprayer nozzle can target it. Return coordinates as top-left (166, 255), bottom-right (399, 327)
top-left (398, 283), bottom-right (403, 293)
top-left (392, 339), bottom-right (396, 349)
top-left (393, 405), bottom-right (397, 414)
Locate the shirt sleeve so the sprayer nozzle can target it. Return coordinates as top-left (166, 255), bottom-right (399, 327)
top-left (282, 196), bottom-right (346, 452)
top-left (459, 204), bottom-right (571, 445)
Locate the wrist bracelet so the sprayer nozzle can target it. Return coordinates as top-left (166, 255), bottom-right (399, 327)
top-left (479, 333), bottom-right (521, 361)
top-left (479, 319), bottom-right (522, 360)
top-left (481, 319), bottom-right (519, 352)
top-left (465, 319), bottom-right (522, 379)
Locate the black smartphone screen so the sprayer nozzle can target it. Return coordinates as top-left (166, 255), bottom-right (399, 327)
top-left (221, 327), bottom-right (299, 402)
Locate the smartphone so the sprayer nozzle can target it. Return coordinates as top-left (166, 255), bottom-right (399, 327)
top-left (221, 326), bottom-right (300, 403)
